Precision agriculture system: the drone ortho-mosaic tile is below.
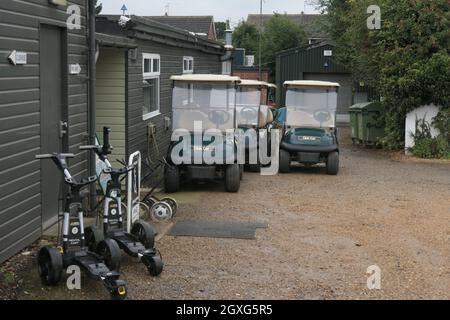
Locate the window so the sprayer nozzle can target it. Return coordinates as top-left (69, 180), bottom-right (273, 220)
top-left (183, 56), bottom-right (194, 74)
top-left (142, 53), bottom-right (160, 119)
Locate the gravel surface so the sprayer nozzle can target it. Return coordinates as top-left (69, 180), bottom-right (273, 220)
top-left (6, 127), bottom-right (450, 300)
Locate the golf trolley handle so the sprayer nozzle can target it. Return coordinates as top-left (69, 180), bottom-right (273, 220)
top-left (35, 153), bottom-right (75, 159)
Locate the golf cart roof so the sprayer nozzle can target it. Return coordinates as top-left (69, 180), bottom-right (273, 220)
top-left (238, 79), bottom-right (270, 87)
top-left (171, 74), bottom-right (241, 83)
top-left (267, 83), bottom-right (277, 89)
top-left (284, 80), bottom-right (340, 89)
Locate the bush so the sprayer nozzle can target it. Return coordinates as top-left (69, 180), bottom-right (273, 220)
top-left (410, 117), bottom-right (450, 159)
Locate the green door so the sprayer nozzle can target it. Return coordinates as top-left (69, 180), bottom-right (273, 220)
top-left (39, 25), bottom-right (67, 230)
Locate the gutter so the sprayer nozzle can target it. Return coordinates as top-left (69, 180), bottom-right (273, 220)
top-left (88, 0), bottom-right (96, 208)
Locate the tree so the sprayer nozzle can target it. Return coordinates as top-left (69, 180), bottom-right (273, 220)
top-left (259, 14), bottom-right (308, 79)
top-left (215, 21), bottom-right (227, 43)
top-left (232, 21), bottom-right (260, 55)
top-left (318, 0), bottom-right (450, 149)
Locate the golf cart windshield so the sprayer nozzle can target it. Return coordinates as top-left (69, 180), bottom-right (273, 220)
top-left (285, 88), bottom-right (338, 128)
top-left (236, 86), bottom-right (261, 126)
top-left (172, 82), bottom-right (236, 132)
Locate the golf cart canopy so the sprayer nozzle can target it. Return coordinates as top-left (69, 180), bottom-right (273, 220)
top-left (236, 80), bottom-right (272, 128)
top-left (171, 74), bottom-right (241, 84)
top-left (171, 74), bottom-right (241, 132)
top-left (284, 80), bottom-right (339, 128)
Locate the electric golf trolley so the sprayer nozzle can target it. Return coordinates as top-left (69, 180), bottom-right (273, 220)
top-left (35, 153), bottom-right (127, 300)
top-left (80, 128), bottom-right (163, 277)
top-left (236, 80), bottom-right (276, 172)
top-left (165, 74), bottom-right (243, 193)
top-left (279, 80), bottom-right (340, 174)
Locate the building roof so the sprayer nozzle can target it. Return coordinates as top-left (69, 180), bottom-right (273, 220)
top-left (247, 13), bottom-right (329, 40)
top-left (171, 74), bottom-right (241, 83)
top-left (284, 80), bottom-right (340, 88)
top-left (143, 15), bottom-right (216, 40)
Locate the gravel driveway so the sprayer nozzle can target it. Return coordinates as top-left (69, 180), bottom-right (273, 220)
top-left (14, 128), bottom-right (450, 300)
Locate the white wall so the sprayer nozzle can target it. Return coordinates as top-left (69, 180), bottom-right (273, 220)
top-left (405, 104), bottom-right (440, 154)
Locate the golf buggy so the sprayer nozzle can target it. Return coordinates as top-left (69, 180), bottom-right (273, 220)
top-left (236, 80), bottom-right (275, 172)
top-left (165, 74), bottom-right (242, 193)
top-left (279, 80), bottom-right (340, 175)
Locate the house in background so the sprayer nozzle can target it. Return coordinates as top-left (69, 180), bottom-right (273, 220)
top-left (95, 15), bottom-right (227, 172)
top-left (276, 41), bottom-right (374, 122)
top-left (143, 15), bottom-right (218, 41)
top-left (0, 0), bottom-right (90, 264)
top-left (247, 12), bottom-right (329, 44)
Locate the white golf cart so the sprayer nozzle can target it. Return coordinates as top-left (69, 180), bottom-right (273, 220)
top-left (236, 80), bottom-right (275, 171)
top-left (165, 74), bottom-right (242, 192)
top-left (280, 80), bottom-right (340, 174)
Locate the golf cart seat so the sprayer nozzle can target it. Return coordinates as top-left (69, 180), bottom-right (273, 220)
top-left (257, 105), bottom-right (274, 128)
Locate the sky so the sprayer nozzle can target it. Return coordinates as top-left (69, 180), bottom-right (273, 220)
top-left (101, 0), bottom-right (320, 28)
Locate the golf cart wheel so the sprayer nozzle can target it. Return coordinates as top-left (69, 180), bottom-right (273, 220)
top-left (150, 201), bottom-right (173, 222)
top-left (279, 149), bottom-right (291, 173)
top-left (160, 197), bottom-right (178, 216)
top-left (84, 225), bottom-right (104, 252)
top-left (164, 165), bottom-right (180, 193)
top-left (131, 221), bottom-right (156, 249)
top-left (145, 254), bottom-right (164, 277)
top-left (97, 239), bottom-right (121, 271)
top-left (37, 247), bottom-right (63, 286)
top-left (326, 151), bottom-right (339, 175)
top-left (247, 163), bottom-right (261, 173)
top-left (239, 164), bottom-right (244, 180)
top-left (225, 164), bottom-right (240, 193)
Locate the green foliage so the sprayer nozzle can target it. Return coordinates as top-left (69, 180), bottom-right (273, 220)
top-left (215, 21), bottom-right (227, 43)
top-left (232, 21), bottom-right (260, 55)
top-left (318, 0), bottom-right (450, 151)
top-left (260, 14), bottom-right (308, 79)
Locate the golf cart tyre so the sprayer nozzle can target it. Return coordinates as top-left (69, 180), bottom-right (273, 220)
top-left (327, 151), bottom-right (339, 175)
top-left (96, 239), bottom-right (121, 271)
top-left (84, 225), bottom-right (104, 252)
top-left (164, 165), bottom-right (180, 193)
top-left (131, 221), bottom-right (156, 249)
top-left (279, 149), bottom-right (291, 173)
top-left (37, 246), bottom-right (63, 286)
top-left (225, 164), bottom-right (240, 192)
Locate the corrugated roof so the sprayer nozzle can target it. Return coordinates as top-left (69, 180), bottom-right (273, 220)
top-left (247, 13), bottom-right (329, 39)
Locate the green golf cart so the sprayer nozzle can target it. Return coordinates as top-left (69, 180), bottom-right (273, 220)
top-left (279, 80), bottom-right (340, 175)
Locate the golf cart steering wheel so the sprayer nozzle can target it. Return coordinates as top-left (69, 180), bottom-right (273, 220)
top-left (313, 110), bottom-right (332, 123)
top-left (208, 110), bottom-right (230, 125)
top-left (239, 106), bottom-right (258, 121)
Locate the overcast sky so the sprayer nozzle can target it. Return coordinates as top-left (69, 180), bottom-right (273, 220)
top-left (101, 0), bottom-right (320, 27)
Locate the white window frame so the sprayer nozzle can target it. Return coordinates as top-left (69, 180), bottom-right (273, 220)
top-left (142, 53), bottom-right (161, 120)
top-left (183, 56), bottom-right (194, 74)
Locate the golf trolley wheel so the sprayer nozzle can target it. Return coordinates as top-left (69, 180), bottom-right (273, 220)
top-left (96, 239), bottom-right (121, 271)
top-left (144, 254), bottom-right (164, 277)
top-left (150, 201), bottom-right (173, 222)
top-left (160, 197), bottom-right (178, 216)
top-left (326, 151), bottom-right (339, 175)
top-left (279, 149), bottom-right (291, 173)
top-left (37, 247), bottom-right (63, 286)
top-left (84, 225), bottom-right (104, 252)
top-left (111, 284), bottom-right (127, 300)
top-left (131, 221), bottom-right (156, 249)
top-left (138, 201), bottom-right (151, 220)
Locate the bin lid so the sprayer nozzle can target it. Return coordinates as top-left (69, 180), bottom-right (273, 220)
top-left (349, 101), bottom-right (382, 111)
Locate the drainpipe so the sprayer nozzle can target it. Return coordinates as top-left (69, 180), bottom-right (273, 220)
top-left (220, 28), bottom-right (233, 73)
top-left (88, 0), bottom-right (96, 209)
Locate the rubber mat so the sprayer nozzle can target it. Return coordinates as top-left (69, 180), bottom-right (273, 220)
top-left (168, 220), bottom-right (268, 240)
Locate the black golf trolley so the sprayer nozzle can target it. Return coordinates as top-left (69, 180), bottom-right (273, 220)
top-left (35, 153), bottom-right (127, 300)
top-left (80, 127), bottom-right (163, 276)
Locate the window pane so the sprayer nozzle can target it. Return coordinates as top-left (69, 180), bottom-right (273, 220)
top-left (143, 78), bottom-right (159, 116)
top-left (184, 60), bottom-right (188, 71)
top-left (144, 58), bottom-right (150, 73)
top-left (153, 59), bottom-right (159, 73)
top-left (189, 60), bottom-right (193, 70)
